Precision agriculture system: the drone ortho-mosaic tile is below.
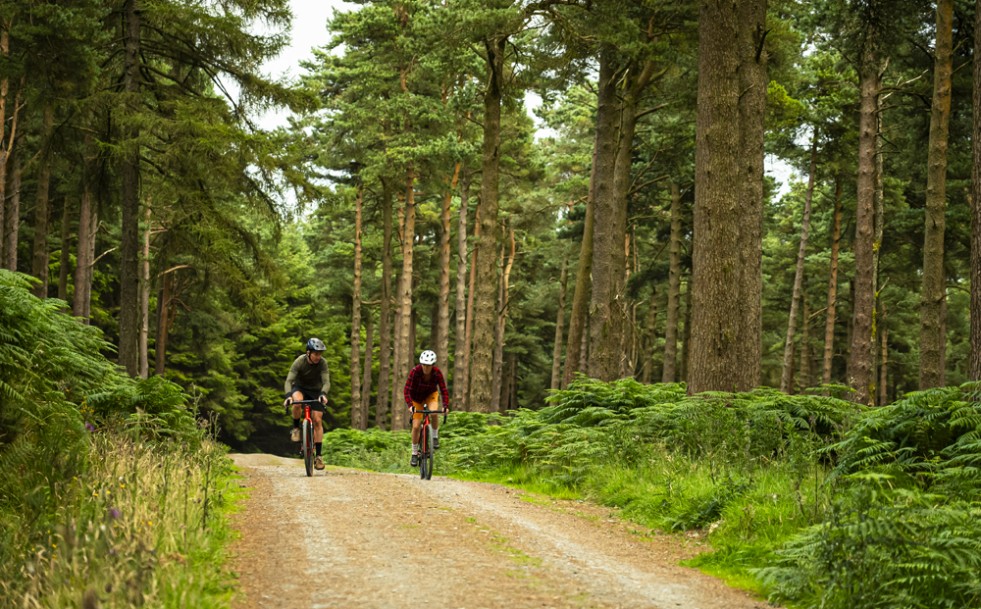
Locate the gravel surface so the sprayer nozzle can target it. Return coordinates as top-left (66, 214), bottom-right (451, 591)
top-left (228, 453), bottom-right (772, 609)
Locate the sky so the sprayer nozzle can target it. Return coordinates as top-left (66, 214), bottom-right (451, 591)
top-left (257, 0), bottom-right (354, 129)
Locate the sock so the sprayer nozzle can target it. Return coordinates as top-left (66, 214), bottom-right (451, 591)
top-left (412, 443), bottom-right (420, 455)
top-left (432, 429), bottom-right (439, 438)
top-left (315, 442), bottom-right (322, 456)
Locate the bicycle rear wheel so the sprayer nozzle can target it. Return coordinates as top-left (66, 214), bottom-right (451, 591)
top-left (302, 419), bottom-right (314, 477)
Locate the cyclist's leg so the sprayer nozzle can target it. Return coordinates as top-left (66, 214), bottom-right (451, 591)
top-left (425, 392), bottom-right (440, 448)
top-left (410, 402), bottom-right (423, 465)
top-left (289, 389), bottom-right (304, 442)
top-left (311, 407), bottom-right (325, 469)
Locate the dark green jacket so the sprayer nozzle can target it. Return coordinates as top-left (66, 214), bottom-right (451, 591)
top-left (284, 354), bottom-right (331, 396)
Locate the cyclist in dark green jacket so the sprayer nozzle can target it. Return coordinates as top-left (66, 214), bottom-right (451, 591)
top-left (284, 337), bottom-right (331, 470)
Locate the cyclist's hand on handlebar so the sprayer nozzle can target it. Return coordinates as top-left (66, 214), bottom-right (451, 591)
top-left (318, 394), bottom-right (328, 406)
top-left (283, 396), bottom-right (293, 407)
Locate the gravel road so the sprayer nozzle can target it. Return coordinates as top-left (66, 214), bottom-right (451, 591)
top-left (228, 453), bottom-right (771, 609)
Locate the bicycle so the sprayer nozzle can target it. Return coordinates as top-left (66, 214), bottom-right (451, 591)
top-left (286, 399), bottom-right (322, 477)
top-left (416, 407), bottom-right (447, 480)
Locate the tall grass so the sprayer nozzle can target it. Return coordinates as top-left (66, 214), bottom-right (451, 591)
top-left (1, 270), bottom-right (240, 608)
top-left (0, 433), bottom-right (235, 609)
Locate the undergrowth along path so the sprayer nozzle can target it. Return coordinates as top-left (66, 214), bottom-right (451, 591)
top-left (228, 453), bottom-right (771, 609)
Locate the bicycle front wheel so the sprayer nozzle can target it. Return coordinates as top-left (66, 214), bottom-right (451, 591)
top-left (419, 424), bottom-right (429, 479)
top-left (302, 419), bottom-right (314, 477)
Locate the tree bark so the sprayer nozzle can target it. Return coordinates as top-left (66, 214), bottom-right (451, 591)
top-left (846, 24), bottom-right (882, 405)
top-left (879, 300), bottom-right (889, 405)
top-left (375, 183), bottom-right (394, 428)
top-left (563, 50), bottom-right (614, 388)
top-left (662, 182), bottom-right (683, 383)
top-left (550, 258), bottom-right (568, 390)
top-left (4, 153), bottom-right (22, 272)
top-left (390, 169), bottom-right (416, 430)
top-left (822, 176), bottom-right (843, 385)
top-left (72, 187), bottom-right (97, 321)
top-left (139, 202), bottom-right (151, 379)
top-left (118, 0), bottom-right (143, 375)
top-left (491, 225), bottom-right (514, 413)
top-left (688, 0), bottom-right (767, 394)
top-left (361, 313), bottom-right (374, 425)
top-left (351, 182), bottom-right (366, 430)
top-left (438, 163), bottom-right (459, 370)
top-left (31, 101), bottom-right (54, 298)
top-left (453, 173), bottom-right (471, 407)
top-left (919, 0), bottom-right (952, 389)
top-left (469, 34), bottom-right (505, 413)
top-left (781, 133), bottom-right (818, 393)
top-left (58, 196), bottom-right (73, 302)
top-left (971, 0), bottom-right (981, 382)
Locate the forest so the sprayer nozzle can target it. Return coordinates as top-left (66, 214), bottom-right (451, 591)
top-left (4, 1), bottom-right (981, 607)
top-left (1, 0), bottom-right (980, 443)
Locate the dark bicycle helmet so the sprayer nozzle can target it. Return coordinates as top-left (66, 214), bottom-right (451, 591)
top-left (306, 337), bottom-right (326, 352)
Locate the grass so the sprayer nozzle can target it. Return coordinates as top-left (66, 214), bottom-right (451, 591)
top-left (0, 432), bottom-right (238, 609)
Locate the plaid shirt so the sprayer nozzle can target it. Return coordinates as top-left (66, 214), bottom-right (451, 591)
top-left (403, 364), bottom-right (449, 409)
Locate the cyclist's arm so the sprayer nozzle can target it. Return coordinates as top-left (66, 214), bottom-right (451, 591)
top-left (319, 362), bottom-right (331, 397)
top-left (284, 357), bottom-right (300, 396)
top-left (403, 367), bottom-right (416, 408)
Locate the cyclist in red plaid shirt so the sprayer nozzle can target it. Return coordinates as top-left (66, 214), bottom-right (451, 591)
top-left (404, 350), bottom-right (450, 466)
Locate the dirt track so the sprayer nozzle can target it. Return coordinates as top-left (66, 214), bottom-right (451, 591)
top-left (228, 453), bottom-right (770, 609)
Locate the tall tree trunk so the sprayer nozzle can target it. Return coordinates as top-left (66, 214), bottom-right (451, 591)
top-left (688, 0), bottom-right (767, 394)
top-left (361, 314), bottom-right (374, 425)
top-left (879, 300), bottom-right (889, 405)
top-left (138, 202), bottom-right (151, 379)
top-left (375, 183), bottom-right (394, 428)
top-left (662, 182), bottom-right (683, 383)
top-left (390, 169), bottom-right (416, 430)
top-left (847, 26), bottom-right (882, 405)
top-left (351, 182), bottom-right (366, 430)
top-left (563, 50), bottom-right (615, 387)
top-left (871, 92), bottom-right (886, 404)
top-left (154, 270), bottom-right (172, 375)
top-left (4, 153), bottom-right (21, 271)
top-left (971, 0), bottom-right (981, 381)
top-left (438, 163), bottom-right (459, 368)
top-left (469, 34), bottom-right (505, 412)
top-left (118, 0), bottom-right (143, 375)
top-left (58, 197), bottom-right (73, 301)
top-left (491, 225), bottom-right (514, 413)
top-left (453, 173), bottom-right (470, 408)
top-left (823, 176), bottom-right (843, 385)
top-left (31, 102), bottom-right (55, 298)
top-left (589, 47), bottom-right (645, 382)
top-left (919, 0), bottom-right (953, 389)
top-left (781, 133), bottom-right (818, 393)
top-left (0, 26), bottom-right (9, 269)
top-left (73, 187), bottom-right (97, 321)
top-left (550, 258), bottom-right (568, 390)
top-left (800, 291), bottom-right (812, 389)
top-left (463, 217), bottom-right (480, 411)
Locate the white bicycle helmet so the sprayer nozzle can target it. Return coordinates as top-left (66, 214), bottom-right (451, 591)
top-left (419, 350), bottom-right (437, 365)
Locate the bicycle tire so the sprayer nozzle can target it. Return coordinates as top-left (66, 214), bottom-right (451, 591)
top-left (419, 423), bottom-right (429, 479)
top-left (302, 419), bottom-right (314, 477)
top-left (425, 432), bottom-right (434, 480)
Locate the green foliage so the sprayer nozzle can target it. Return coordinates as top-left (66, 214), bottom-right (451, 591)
top-left (0, 269), bottom-right (235, 607)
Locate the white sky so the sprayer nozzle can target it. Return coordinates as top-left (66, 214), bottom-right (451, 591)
top-left (257, 0), bottom-right (355, 129)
